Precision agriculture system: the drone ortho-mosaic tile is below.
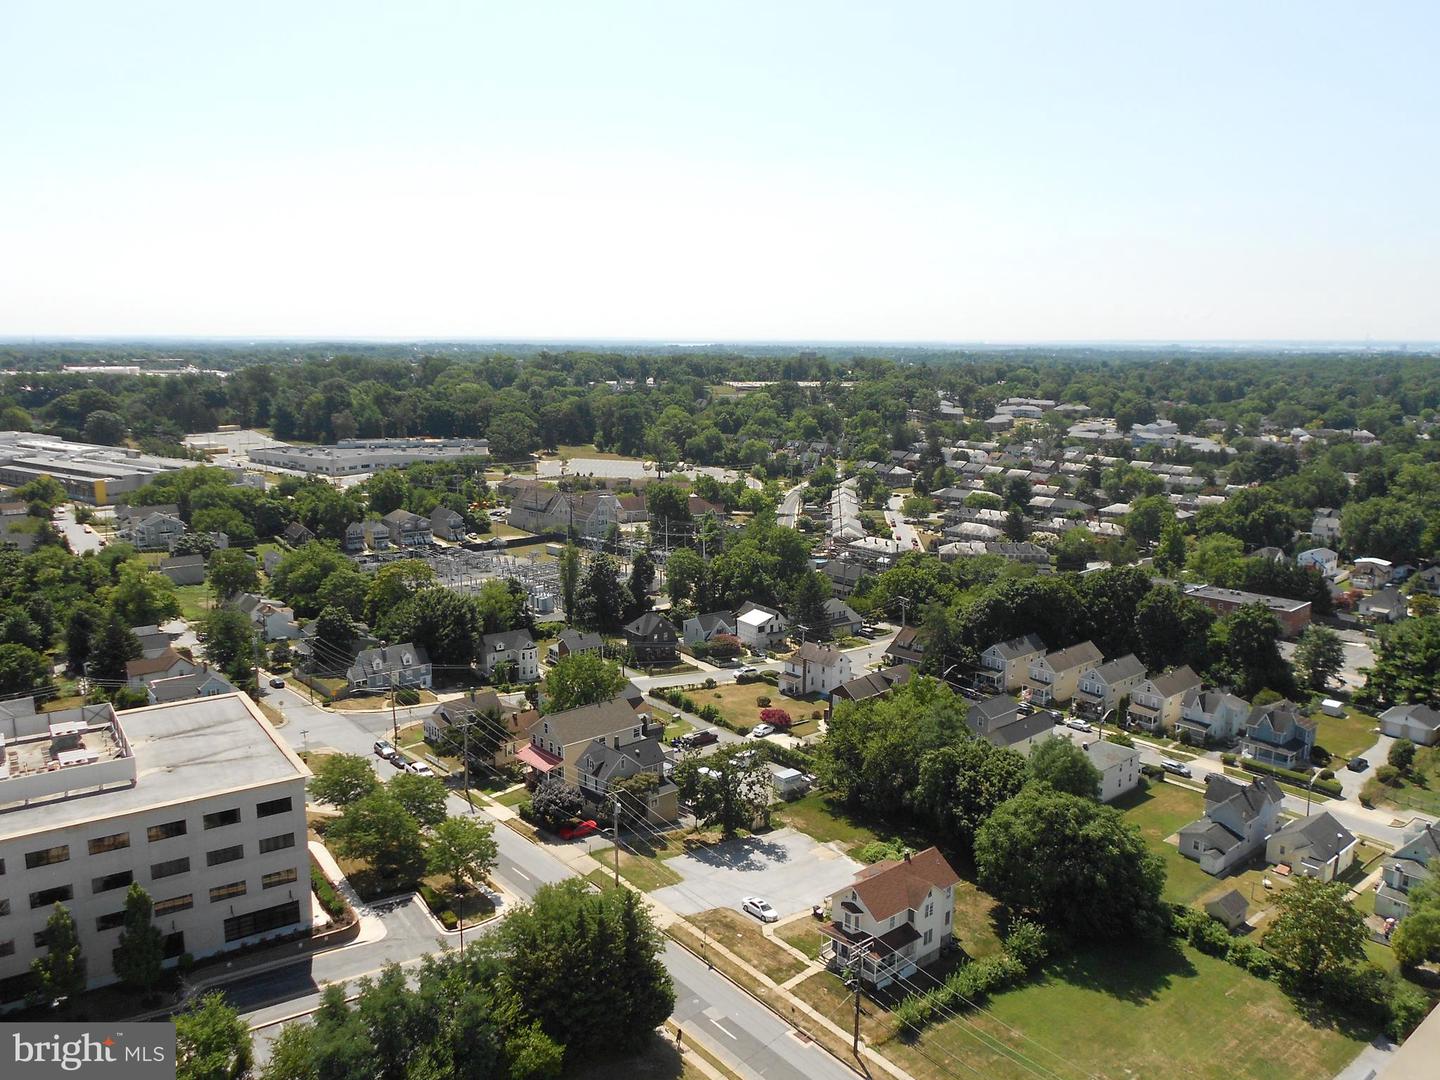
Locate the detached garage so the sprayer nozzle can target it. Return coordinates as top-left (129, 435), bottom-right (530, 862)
top-left (1381, 704), bottom-right (1440, 747)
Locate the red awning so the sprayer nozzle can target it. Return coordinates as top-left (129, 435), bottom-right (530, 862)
top-left (516, 744), bottom-right (562, 772)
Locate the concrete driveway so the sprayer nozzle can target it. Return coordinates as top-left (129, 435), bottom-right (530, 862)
top-left (651, 826), bottom-right (861, 918)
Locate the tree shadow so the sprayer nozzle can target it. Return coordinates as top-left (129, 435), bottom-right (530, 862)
top-left (1039, 942), bottom-right (1198, 1005)
top-left (683, 835), bottom-right (792, 872)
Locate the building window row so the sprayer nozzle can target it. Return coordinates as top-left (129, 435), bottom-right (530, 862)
top-left (223, 900), bottom-right (300, 943)
top-left (206, 845), bottom-right (245, 867)
top-left (258, 833), bottom-right (295, 854)
top-left (154, 894), bottom-right (193, 916)
top-left (151, 857), bottom-right (190, 880)
top-left (257, 796), bottom-right (293, 818)
top-left (93, 870), bottom-right (134, 895)
top-left (88, 832), bottom-right (131, 855)
top-left (203, 808), bottom-right (241, 830)
top-left (25, 845), bottom-right (69, 869)
top-left (95, 911), bottom-right (126, 933)
top-left (262, 868), bottom-right (298, 890)
top-left (148, 820), bottom-right (187, 843)
top-left (29, 885), bottom-right (73, 910)
top-left (210, 881), bottom-right (247, 904)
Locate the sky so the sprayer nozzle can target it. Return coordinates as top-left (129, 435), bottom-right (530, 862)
top-left (1, 2), bottom-right (1437, 343)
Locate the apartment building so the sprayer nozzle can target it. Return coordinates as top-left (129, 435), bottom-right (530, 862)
top-left (0, 694), bottom-right (311, 1006)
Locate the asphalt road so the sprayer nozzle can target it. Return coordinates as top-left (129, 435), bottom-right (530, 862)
top-left (55, 504), bottom-right (103, 553)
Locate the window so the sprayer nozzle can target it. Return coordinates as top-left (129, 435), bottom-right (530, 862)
top-left (924, 900), bottom-right (934, 919)
top-left (30, 885), bottom-right (74, 909)
top-left (207, 845), bottom-right (244, 867)
top-left (154, 894), bottom-right (193, 916)
top-left (88, 832), bottom-right (131, 856)
top-left (25, 845), bottom-right (70, 869)
top-left (262, 868), bottom-right (298, 890)
top-left (95, 911), bottom-right (126, 932)
top-left (209, 881), bottom-right (248, 903)
top-left (203, 808), bottom-right (241, 830)
top-left (256, 796), bottom-right (292, 819)
top-left (151, 857), bottom-right (190, 880)
top-left (0, 899), bottom-right (7, 917)
top-left (148, 820), bottom-right (187, 842)
top-left (888, 915), bottom-right (895, 930)
top-left (923, 929), bottom-right (934, 946)
top-left (224, 900), bottom-right (300, 942)
top-left (92, 870), bottom-right (133, 895)
top-left (0, 941), bottom-right (12, 958)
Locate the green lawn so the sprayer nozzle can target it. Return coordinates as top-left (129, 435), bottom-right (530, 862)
top-left (882, 943), bottom-right (1371, 1080)
top-left (495, 786), bottom-right (530, 807)
top-left (1313, 708), bottom-right (1380, 763)
top-left (1367, 743), bottom-right (1440, 815)
top-left (172, 583), bottom-right (211, 623)
top-left (774, 792), bottom-right (916, 851)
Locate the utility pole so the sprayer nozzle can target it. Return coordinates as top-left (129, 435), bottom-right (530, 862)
top-left (460, 713), bottom-right (472, 812)
top-left (391, 684), bottom-right (399, 745)
top-left (613, 797), bottom-right (621, 886)
top-left (896, 595), bottom-right (912, 628)
top-left (849, 968), bottom-right (862, 1054)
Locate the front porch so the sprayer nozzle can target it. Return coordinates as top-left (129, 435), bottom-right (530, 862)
top-left (1128, 702), bottom-right (1163, 732)
top-left (817, 921), bottom-right (921, 990)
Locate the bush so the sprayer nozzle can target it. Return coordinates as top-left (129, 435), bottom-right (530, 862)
top-left (1003, 918), bottom-right (1050, 970)
top-left (1375, 765), bottom-right (1400, 786)
top-left (1239, 758), bottom-right (1343, 797)
top-left (703, 677), bottom-right (717, 690)
top-left (395, 688), bottom-right (421, 706)
top-left (760, 707), bottom-right (792, 729)
top-left (855, 839), bottom-right (909, 864)
top-left (1225, 940), bottom-right (1275, 979)
top-left (1389, 739), bottom-right (1416, 771)
top-left (756, 695), bottom-right (772, 708)
top-left (310, 865), bottom-right (348, 921)
top-left (735, 672), bottom-right (760, 685)
top-left (1140, 763), bottom-right (1164, 779)
top-left (1221, 753), bottom-right (1238, 766)
top-left (1105, 731), bottom-right (1135, 748)
top-left (517, 799), bottom-right (534, 822)
top-left (1318, 769), bottom-right (1335, 781)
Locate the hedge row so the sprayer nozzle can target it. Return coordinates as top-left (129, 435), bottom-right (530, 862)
top-left (1237, 758), bottom-right (1343, 797)
top-left (893, 953), bottom-right (1027, 1035)
top-left (310, 865), bottom-right (349, 922)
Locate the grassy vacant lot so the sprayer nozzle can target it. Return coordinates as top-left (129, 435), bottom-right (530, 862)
top-left (701, 681), bottom-right (775, 730)
top-left (1366, 743), bottom-right (1440, 815)
top-left (776, 918), bottom-right (825, 960)
top-left (590, 832), bottom-right (689, 891)
top-left (1115, 781), bottom-right (1249, 906)
top-left (890, 943), bottom-right (1369, 1080)
top-left (172, 583), bottom-right (211, 622)
top-left (1313, 707), bottom-right (1381, 763)
top-left (687, 908), bottom-right (810, 984)
top-left (774, 792), bottom-right (914, 851)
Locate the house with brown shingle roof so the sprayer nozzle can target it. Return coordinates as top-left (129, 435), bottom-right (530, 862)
top-left (125, 648), bottom-right (198, 689)
top-left (819, 847), bottom-right (960, 988)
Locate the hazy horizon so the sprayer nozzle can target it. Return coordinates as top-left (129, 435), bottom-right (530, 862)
top-left (3, 2), bottom-right (1437, 341)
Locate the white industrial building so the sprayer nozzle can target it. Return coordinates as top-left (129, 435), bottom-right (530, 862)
top-left (0, 431), bottom-right (199, 504)
top-left (248, 437), bottom-right (490, 476)
top-left (0, 694), bottom-right (312, 1006)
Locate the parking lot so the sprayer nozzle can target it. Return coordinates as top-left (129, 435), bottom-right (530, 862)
top-left (651, 826), bottom-right (861, 918)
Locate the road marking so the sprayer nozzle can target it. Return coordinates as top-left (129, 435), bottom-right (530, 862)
top-left (709, 1019), bottom-right (738, 1040)
top-left (510, 868), bottom-right (531, 880)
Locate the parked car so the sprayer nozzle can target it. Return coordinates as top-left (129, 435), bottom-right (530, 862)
top-left (269, 677), bottom-right (286, 689)
top-left (387, 752), bottom-right (407, 768)
top-left (1065, 718), bottom-right (1094, 733)
top-left (736, 665), bottom-right (757, 676)
top-left (405, 760), bottom-right (436, 777)
top-left (858, 625), bottom-right (878, 638)
top-left (558, 819), bottom-right (599, 840)
top-left (1347, 756), bottom-right (1370, 772)
top-left (1160, 759), bottom-right (1192, 778)
top-left (374, 739), bottom-right (396, 757)
top-left (749, 723), bottom-right (775, 739)
top-left (741, 897), bottom-right (779, 923)
top-left (675, 729), bottom-right (720, 749)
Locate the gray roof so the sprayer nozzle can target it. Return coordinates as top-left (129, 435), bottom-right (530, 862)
top-left (986, 633), bottom-right (1047, 661)
top-left (983, 710), bottom-right (1055, 749)
top-left (146, 670), bottom-right (238, 703)
top-left (540, 693), bottom-right (645, 747)
top-left (577, 735), bottom-right (670, 786)
top-left (1270, 812), bottom-right (1355, 865)
top-left (350, 643), bottom-right (429, 675)
top-left (1042, 640), bottom-right (1103, 672)
top-left (624, 612), bottom-right (678, 640)
top-left (557, 628), bottom-right (605, 652)
top-left (1206, 889), bottom-right (1249, 921)
top-left (481, 629), bottom-right (536, 656)
top-left (1082, 739), bottom-right (1140, 770)
top-left (968, 695), bottom-right (1021, 734)
top-left (1179, 818), bottom-right (1245, 853)
top-left (824, 597), bottom-right (861, 622)
top-left (833, 664), bottom-right (912, 704)
top-left (1204, 774), bottom-right (1283, 820)
top-left (1382, 703), bottom-right (1440, 731)
top-left (691, 611), bottom-right (734, 634)
top-left (790, 641), bottom-right (845, 668)
top-left (1091, 654), bottom-right (1146, 685)
top-left (1147, 665), bottom-right (1201, 698)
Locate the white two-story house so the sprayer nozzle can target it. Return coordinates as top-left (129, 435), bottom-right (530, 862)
top-left (1177, 688), bottom-right (1251, 745)
top-left (1073, 654), bottom-right (1146, 720)
top-left (478, 630), bottom-right (539, 683)
top-left (735, 602), bottom-right (789, 652)
top-left (780, 641), bottom-right (853, 698)
top-left (1375, 821), bottom-right (1440, 921)
top-left (820, 848), bottom-right (960, 988)
top-left (1178, 775), bottom-right (1283, 876)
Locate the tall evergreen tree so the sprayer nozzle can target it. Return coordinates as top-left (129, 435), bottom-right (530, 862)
top-left (114, 883), bottom-right (165, 992)
top-left (30, 903), bottom-right (86, 1006)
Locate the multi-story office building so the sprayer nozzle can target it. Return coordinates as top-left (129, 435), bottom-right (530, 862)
top-left (0, 694), bottom-right (311, 1006)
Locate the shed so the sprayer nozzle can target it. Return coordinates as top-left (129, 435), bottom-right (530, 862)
top-left (1204, 889), bottom-right (1249, 931)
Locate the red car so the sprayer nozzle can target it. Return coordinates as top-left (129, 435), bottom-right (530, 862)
top-left (558, 819), bottom-right (599, 840)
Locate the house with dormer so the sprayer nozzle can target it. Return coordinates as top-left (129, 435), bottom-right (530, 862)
top-left (425, 688), bottom-right (541, 770)
top-left (1241, 700), bottom-right (1316, 770)
top-left (345, 643), bottom-right (432, 693)
top-left (1073, 654), bottom-right (1146, 720)
top-left (623, 612), bottom-right (680, 663)
top-left (1178, 775), bottom-right (1284, 875)
top-left (819, 848), bottom-right (960, 989)
top-left (478, 629), bottom-right (538, 683)
top-left (1266, 812), bottom-right (1357, 882)
top-left (976, 634), bottom-right (1046, 694)
top-left (520, 693), bottom-right (654, 788)
top-left (781, 641), bottom-right (853, 698)
top-left (1375, 822), bottom-right (1440, 921)
top-left (1177, 688), bottom-right (1251, 745)
top-left (1025, 641), bottom-right (1102, 707)
top-left (384, 508), bottom-right (432, 548)
top-left (1127, 666), bottom-right (1202, 734)
top-left (682, 611), bottom-right (737, 647)
top-left (546, 628), bottom-right (605, 664)
top-left (574, 735), bottom-right (679, 823)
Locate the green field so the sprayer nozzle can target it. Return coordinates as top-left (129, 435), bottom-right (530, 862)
top-left (1368, 742), bottom-right (1440, 815)
top-left (172, 583), bottom-right (211, 622)
top-left (1312, 707), bottom-right (1381, 763)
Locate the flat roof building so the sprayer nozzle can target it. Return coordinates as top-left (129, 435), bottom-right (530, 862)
top-left (0, 431), bottom-right (200, 504)
top-left (0, 694), bottom-right (311, 1005)
top-left (249, 437), bottom-right (490, 477)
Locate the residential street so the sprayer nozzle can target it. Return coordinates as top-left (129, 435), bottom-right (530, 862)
top-left (884, 492), bottom-right (921, 552)
top-left (54, 503), bottom-right (103, 553)
top-left (776, 481), bottom-right (807, 529)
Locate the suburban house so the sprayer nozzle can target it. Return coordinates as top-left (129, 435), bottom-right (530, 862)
top-left (735, 601), bottom-right (789, 651)
top-left (158, 553), bottom-right (206, 586)
top-left (1025, 640), bottom-right (1103, 707)
top-left (1375, 822), bottom-right (1440, 921)
top-left (975, 633), bottom-right (1046, 693)
top-left (1241, 700), bottom-right (1317, 770)
top-left (546, 628), bottom-right (605, 663)
top-left (363, 520), bottom-right (391, 550)
top-left (616, 494), bottom-right (648, 524)
top-left (781, 641), bottom-right (853, 698)
top-left (575, 736), bottom-right (679, 824)
top-left (1351, 557), bottom-right (1395, 590)
top-left (966, 696), bottom-right (1056, 754)
top-left (1357, 587), bottom-right (1408, 625)
top-left (1410, 565), bottom-right (1440, 596)
top-left (623, 612), bottom-right (680, 663)
top-left (234, 593), bottom-right (302, 641)
top-left (1081, 739), bottom-right (1142, 803)
top-left (1266, 812), bottom-right (1357, 882)
top-left (430, 505), bottom-right (467, 541)
top-left (1127, 666), bottom-right (1202, 734)
top-left (885, 626), bottom-right (926, 667)
top-left (1073, 654), bottom-right (1146, 720)
top-left (384, 508), bottom-right (432, 547)
top-left (125, 648), bottom-right (198, 689)
top-left (822, 598), bottom-right (863, 638)
top-left (1178, 775), bottom-right (1284, 876)
top-left (1205, 890), bottom-right (1250, 931)
top-left (506, 482), bottom-right (621, 538)
top-left (345, 643), bottom-right (432, 693)
top-left (1380, 704), bottom-right (1440, 746)
top-left (343, 521), bottom-right (366, 552)
top-left (819, 848), bottom-right (961, 989)
top-left (478, 629), bottom-right (539, 683)
top-left (520, 693), bottom-right (654, 788)
top-left (823, 559), bottom-right (868, 598)
top-left (146, 669), bottom-right (238, 705)
top-left (1177, 688), bottom-right (1252, 745)
top-left (682, 611), bottom-right (736, 647)
top-left (829, 664), bottom-right (912, 718)
top-left (1296, 547), bottom-right (1340, 578)
top-left (1309, 508), bottom-right (1342, 543)
top-left (131, 624), bottom-right (177, 659)
top-left (965, 695), bottom-right (1024, 739)
top-left (282, 521), bottom-right (316, 546)
top-left (120, 510), bottom-right (187, 551)
top-left (425, 688), bottom-right (541, 770)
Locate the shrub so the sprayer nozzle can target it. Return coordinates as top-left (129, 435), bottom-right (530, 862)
top-left (1239, 758), bottom-right (1343, 797)
top-left (1105, 731), bottom-right (1135, 748)
top-left (735, 672), bottom-right (760, 685)
top-left (310, 865), bottom-right (348, 921)
top-left (1221, 753), bottom-right (1238, 766)
top-left (855, 839), bottom-right (909, 864)
top-left (1003, 918), bottom-right (1050, 970)
top-left (1375, 765), bottom-right (1400, 786)
top-left (517, 799), bottom-right (534, 822)
top-left (1319, 769), bottom-right (1335, 781)
top-left (1389, 739), bottom-right (1416, 771)
top-left (756, 695), bottom-right (772, 708)
top-left (395, 688), bottom-right (421, 706)
top-left (1386, 978), bottom-right (1431, 1040)
top-left (1225, 940), bottom-right (1275, 979)
top-left (698, 704), bottom-right (722, 724)
top-left (760, 707), bottom-right (792, 729)
top-left (1140, 763), bottom-right (1164, 779)
top-left (703, 677), bottom-right (717, 690)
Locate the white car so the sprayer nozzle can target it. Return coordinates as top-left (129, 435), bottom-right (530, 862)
top-left (749, 723), bottom-right (775, 739)
top-left (1065, 718), bottom-right (1094, 733)
top-left (1160, 759), bottom-right (1193, 778)
top-left (736, 665), bottom-right (757, 676)
top-left (405, 761), bottom-right (436, 778)
top-left (741, 897), bottom-right (779, 923)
